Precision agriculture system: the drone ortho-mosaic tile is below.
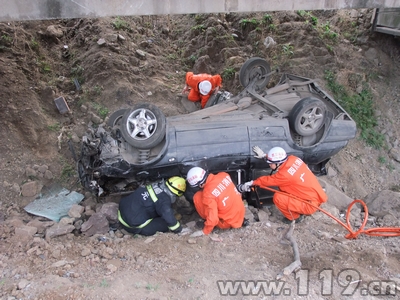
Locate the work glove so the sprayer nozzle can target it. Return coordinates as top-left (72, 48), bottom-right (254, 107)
top-left (190, 230), bottom-right (205, 238)
top-left (237, 180), bottom-right (253, 193)
top-left (178, 227), bottom-right (192, 236)
top-left (253, 146), bottom-right (266, 159)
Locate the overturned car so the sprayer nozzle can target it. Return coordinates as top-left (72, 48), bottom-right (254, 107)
top-left (78, 58), bottom-right (356, 205)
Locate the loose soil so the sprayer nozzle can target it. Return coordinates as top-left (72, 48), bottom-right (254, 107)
top-left (1, 9), bottom-right (400, 299)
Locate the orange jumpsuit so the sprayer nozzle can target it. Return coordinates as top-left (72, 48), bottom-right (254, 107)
top-left (193, 172), bottom-right (245, 235)
top-left (253, 155), bottom-right (327, 220)
top-left (185, 72), bottom-right (222, 108)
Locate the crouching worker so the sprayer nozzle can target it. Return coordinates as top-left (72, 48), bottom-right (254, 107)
top-left (118, 176), bottom-right (188, 236)
top-left (186, 167), bottom-right (245, 237)
top-left (182, 72), bottom-right (222, 108)
top-left (238, 146), bottom-right (327, 223)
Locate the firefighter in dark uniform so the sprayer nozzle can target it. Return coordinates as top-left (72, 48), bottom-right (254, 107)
top-left (118, 176), bottom-right (187, 236)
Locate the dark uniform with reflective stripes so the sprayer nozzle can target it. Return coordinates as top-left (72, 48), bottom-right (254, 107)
top-left (118, 183), bottom-right (182, 236)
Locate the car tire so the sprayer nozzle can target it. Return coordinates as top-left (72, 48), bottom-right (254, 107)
top-left (289, 97), bottom-right (327, 136)
top-left (239, 57), bottom-right (271, 91)
top-left (107, 108), bottom-right (128, 128)
top-left (120, 103), bottom-right (166, 149)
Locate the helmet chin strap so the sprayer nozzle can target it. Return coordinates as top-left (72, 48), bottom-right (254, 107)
top-left (269, 163), bottom-right (281, 175)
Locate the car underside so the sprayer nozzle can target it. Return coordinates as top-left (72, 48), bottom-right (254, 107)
top-left (78, 58), bottom-right (357, 206)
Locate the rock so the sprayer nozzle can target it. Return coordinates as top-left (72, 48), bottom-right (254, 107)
top-left (26, 219), bottom-right (54, 234)
top-left (25, 167), bottom-right (37, 177)
top-left (136, 49), bottom-right (146, 59)
top-left (81, 248), bottom-right (91, 257)
top-left (59, 217), bottom-right (74, 225)
top-left (364, 190), bottom-right (400, 218)
top-left (45, 223), bottom-right (75, 240)
top-left (17, 279), bottom-right (30, 290)
top-left (318, 179), bottom-right (353, 210)
top-left (97, 38), bottom-right (106, 46)
top-left (144, 237), bottom-right (155, 244)
top-left (46, 25), bottom-right (64, 38)
top-left (68, 204), bottom-right (85, 218)
top-left (389, 148), bottom-right (400, 162)
top-left (99, 202), bottom-right (119, 223)
top-left (14, 225), bottom-right (38, 239)
top-left (21, 181), bottom-right (41, 197)
top-left (81, 213), bottom-right (110, 236)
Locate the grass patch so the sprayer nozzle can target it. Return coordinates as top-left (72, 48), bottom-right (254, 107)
top-left (146, 283), bottom-right (159, 291)
top-left (47, 123), bottom-right (61, 132)
top-left (112, 17), bottom-right (130, 31)
top-left (221, 67), bottom-right (235, 80)
top-left (282, 43), bottom-right (294, 57)
top-left (93, 103), bottom-right (109, 119)
top-left (60, 162), bottom-right (75, 181)
top-left (324, 70), bottom-right (385, 149)
top-left (239, 18), bottom-right (260, 29)
top-left (99, 279), bottom-right (109, 288)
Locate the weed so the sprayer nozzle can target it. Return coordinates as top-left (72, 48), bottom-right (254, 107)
top-left (297, 10), bottom-right (307, 17)
top-left (1, 34), bottom-right (12, 44)
top-left (93, 103), bottom-right (109, 119)
top-left (166, 53), bottom-right (178, 60)
top-left (188, 55), bottom-right (197, 64)
top-left (322, 22), bottom-right (338, 40)
top-left (99, 279), bottom-right (109, 288)
top-left (30, 38), bottom-right (39, 51)
top-left (324, 71), bottom-right (385, 149)
top-left (390, 185), bottom-right (400, 192)
top-left (135, 282), bottom-right (142, 288)
top-left (93, 85), bottom-right (103, 95)
top-left (192, 24), bottom-right (205, 32)
top-left (262, 14), bottom-right (273, 24)
top-left (378, 156), bottom-right (386, 164)
top-left (112, 17), bottom-right (130, 31)
top-left (146, 284), bottom-right (159, 291)
top-left (268, 24), bottom-right (276, 32)
top-left (71, 65), bottom-right (85, 83)
top-left (47, 123), bottom-right (61, 132)
top-left (61, 163), bottom-right (75, 181)
top-left (387, 164), bottom-right (395, 172)
top-left (222, 67), bottom-right (235, 80)
top-left (282, 43), bottom-right (294, 57)
top-left (310, 16), bottom-right (318, 26)
top-left (239, 18), bottom-right (260, 29)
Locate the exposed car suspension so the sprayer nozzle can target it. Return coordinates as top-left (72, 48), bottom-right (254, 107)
top-left (138, 149), bottom-right (151, 164)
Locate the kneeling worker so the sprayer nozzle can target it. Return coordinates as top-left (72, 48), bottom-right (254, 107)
top-left (118, 176), bottom-right (187, 236)
top-left (186, 167), bottom-right (246, 237)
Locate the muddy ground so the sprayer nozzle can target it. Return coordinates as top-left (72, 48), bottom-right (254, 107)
top-left (1, 9), bottom-right (400, 299)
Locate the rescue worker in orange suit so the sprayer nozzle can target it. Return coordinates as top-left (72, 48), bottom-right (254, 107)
top-left (118, 176), bottom-right (191, 236)
top-left (238, 146), bottom-right (327, 223)
top-left (186, 167), bottom-right (246, 237)
top-left (182, 72), bottom-right (222, 108)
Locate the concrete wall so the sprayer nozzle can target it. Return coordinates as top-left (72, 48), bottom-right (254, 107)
top-left (1, 0), bottom-right (400, 22)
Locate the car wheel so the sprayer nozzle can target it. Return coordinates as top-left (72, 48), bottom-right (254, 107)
top-left (107, 108), bottom-right (128, 128)
top-left (120, 103), bottom-right (166, 149)
top-left (289, 97), bottom-right (327, 136)
top-left (239, 57), bottom-right (271, 91)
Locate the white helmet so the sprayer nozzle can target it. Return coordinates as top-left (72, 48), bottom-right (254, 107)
top-left (187, 167), bottom-right (208, 187)
top-left (199, 80), bottom-right (212, 95)
top-left (266, 147), bottom-right (288, 164)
